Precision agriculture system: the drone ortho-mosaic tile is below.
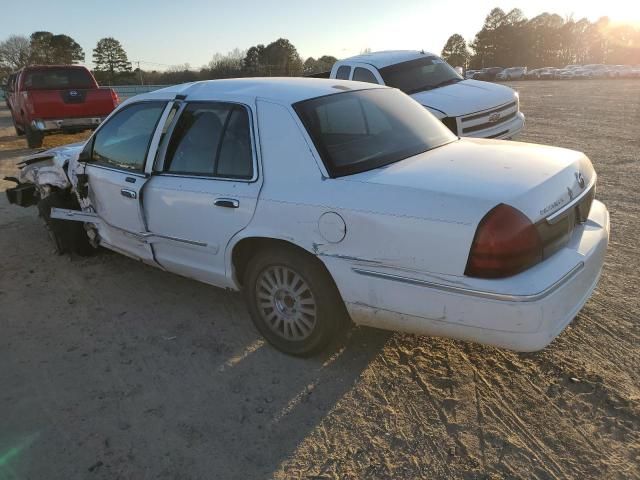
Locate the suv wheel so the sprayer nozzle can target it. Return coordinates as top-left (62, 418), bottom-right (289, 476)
top-left (243, 246), bottom-right (346, 356)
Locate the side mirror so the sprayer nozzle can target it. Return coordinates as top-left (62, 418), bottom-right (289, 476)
top-left (78, 138), bottom-right (94, 162)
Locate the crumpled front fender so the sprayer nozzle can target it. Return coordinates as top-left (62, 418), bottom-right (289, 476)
top-left (17, 142), bottom-right (85, 192)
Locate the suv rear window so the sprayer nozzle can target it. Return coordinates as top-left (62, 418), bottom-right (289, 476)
top-left (294, 88), bottom-right (456, 177)
top-left (23, 68), bottom-right (94, 90)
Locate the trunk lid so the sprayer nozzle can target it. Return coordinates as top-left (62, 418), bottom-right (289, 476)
top-left (342, 138), bottom-right (596, 223)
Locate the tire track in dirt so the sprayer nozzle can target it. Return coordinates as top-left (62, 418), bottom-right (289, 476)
top-left (456, 348), bottom-right (568, 479)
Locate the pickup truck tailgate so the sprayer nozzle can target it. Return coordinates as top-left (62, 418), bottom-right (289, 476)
top-left (26, 88), bottom-right (116, 119)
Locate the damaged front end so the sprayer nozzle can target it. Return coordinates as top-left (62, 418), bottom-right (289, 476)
top-left (5, 142), bottom-right (84, 207)
top-left (5, 142), bottom-right (97, 255)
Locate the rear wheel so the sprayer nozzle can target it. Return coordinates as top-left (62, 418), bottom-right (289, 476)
top-left (25, 124), bottom-right (44, 148)
top-left (243, 246), bottom-right (346, 356)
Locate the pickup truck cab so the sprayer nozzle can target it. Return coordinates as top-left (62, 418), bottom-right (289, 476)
top-left (8, 65), bottom-right (119, 148)
top-left (330, 51), bottom-right (524, 139)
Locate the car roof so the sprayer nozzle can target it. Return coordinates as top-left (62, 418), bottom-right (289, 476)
top-left (339, 50), bottom-right (438, 69)
top-left (21, 64), bottom-right (89, 71)
top-left (131, 77), bottom-right (385, 104)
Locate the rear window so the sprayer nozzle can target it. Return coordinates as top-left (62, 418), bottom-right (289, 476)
top-left (294, 88), bottom-right (456, 177)
top-left (23, 68), bottom-right (95, 90)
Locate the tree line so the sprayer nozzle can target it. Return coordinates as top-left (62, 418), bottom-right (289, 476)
top-left (0, 32), bottom-right (134, 84)
top-left (441, 7), bottom-right (640, 69)
top-left (0, 32), bottom-right (337, 86)
top-left (5, 7), bottom-right (638, 86)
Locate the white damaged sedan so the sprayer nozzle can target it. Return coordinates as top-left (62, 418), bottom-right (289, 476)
top-left (6, 78), bottom-right (609, 356)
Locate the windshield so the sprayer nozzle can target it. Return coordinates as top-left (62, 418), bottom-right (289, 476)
top-left (293, 88), bottom-right (456, 177)
top-left (23, 68), bottom-right (95, 90)
top-left (379, 56), bottom-right (463, 94)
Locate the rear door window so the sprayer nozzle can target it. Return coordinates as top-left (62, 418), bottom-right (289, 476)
top-left (335, 65), bottom-right (351, 80)
top-left (164, 102), bottom-right (253, 179)
top-left (353, 67), bottom-right (379, 84)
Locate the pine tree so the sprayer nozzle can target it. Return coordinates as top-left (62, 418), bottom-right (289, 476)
top-left (93, 37), bottom-right (132, 84)
top-left (441, 34), bottom-right (470, 69)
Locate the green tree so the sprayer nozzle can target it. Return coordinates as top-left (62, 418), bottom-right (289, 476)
top-left (29, 31), bottom-right (84, 64)
top-left (93, 37), bottom-right (132, 84)
top-left (441, 34), bottom-right (470, 68)
top-left (243, 45), bottom-right (266, 74)
top-left (242, 38), bottom-right (302, 76)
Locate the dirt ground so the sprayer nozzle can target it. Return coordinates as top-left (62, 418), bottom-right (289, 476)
top-left (0, 80), bottom-right (638, 480)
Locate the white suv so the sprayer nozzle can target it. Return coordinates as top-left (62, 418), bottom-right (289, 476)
top-left (330, 51), bottom-right (525, 140)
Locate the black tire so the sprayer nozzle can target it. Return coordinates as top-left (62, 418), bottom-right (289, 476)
top-left (37, 191), bottom-right (94, 256)
top-left (25, 125), bottom-right (44, 148)
top-left (243, 246), bottom-right (346, 356)
top-left (10, 112), bottom-right (24, 136)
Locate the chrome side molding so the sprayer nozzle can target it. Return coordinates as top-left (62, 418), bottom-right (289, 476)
top-left (352, 262), bottom-right (585, 303)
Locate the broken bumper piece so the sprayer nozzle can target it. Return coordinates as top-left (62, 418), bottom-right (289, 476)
top-left (4, 178), bottom-right (38, 207)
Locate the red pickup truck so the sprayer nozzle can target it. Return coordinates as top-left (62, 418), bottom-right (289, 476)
top-left (8, 65), bottom-right (119, 148)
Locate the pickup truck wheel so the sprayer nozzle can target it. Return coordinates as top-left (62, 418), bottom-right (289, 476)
top-left (11, 115), bottom-right (24, 136)
top-left (243, 247), bottom-right (345, 356)
top-left (25, 125), bottom-right (44, 148)
top-left (37, 192), bottom-right (94, 256)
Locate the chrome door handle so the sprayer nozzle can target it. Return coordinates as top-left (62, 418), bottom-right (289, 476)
top-left (120, 189), bottom-right (137, 199)
top-left (214, 198), bottom-right (239, 208)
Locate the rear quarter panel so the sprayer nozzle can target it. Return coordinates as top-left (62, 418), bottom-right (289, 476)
top-left (229, 99), bottom-right (484, 285)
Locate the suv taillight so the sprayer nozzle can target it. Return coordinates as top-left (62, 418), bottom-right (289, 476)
top-left (111, 90), bottom-right (120, 106)
top-left (465, 204), bottom-right (542, 278)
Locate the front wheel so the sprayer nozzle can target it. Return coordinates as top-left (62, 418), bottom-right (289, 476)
top-left (38, 191), bottom-right (94, 256)
top-left (243, 246), bottom-right (346, 356)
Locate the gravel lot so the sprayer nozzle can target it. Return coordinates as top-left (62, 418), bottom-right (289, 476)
top-left (1, 80), bottom-right (639, 480)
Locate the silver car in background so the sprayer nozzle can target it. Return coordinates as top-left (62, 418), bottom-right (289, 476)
top-left (496, 67), bottom-right (527, 80)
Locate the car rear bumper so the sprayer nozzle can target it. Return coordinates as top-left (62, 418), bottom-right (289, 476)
top-left (31, 117), bottom-right (105, 132)
top-left (326, 200), bottom-right (609, 352)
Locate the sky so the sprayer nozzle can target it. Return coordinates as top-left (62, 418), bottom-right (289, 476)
top-left (1, 0), bottom-right (638, 69)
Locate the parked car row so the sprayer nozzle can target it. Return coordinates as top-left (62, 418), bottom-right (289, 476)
top-left (466, 64), bottom-right (640, 81)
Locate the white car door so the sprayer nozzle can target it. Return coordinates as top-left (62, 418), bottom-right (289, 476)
top-left (83, 101), bottom-right (172, 262)
top-left (142, 100), bottom-right (262, 287)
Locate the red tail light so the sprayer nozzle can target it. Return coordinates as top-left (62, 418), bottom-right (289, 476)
top-left (110, 89), bottom-right (120, 106)
top-left (465, 204), bottom-right (542, 278)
